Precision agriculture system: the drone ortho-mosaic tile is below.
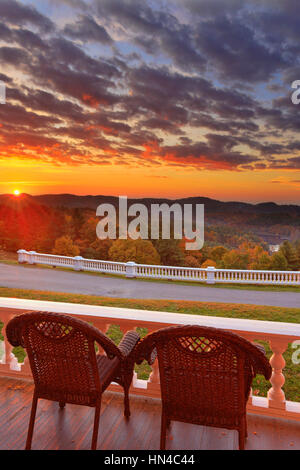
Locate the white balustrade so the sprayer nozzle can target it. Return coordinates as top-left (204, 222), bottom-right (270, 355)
top-left (17, 250), bottom-right (300, 286)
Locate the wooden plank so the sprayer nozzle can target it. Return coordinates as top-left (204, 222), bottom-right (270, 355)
top-left (1, 377), bottom-right (300, 450)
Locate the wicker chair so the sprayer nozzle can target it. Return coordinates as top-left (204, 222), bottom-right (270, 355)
top-left (6, 311), bottom-right (140, 450)
top-left (135, 325), bottom-right (272, 450)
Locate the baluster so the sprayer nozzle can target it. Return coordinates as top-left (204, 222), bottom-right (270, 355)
top-left (147, 358), bottom-right (161, 397)
top-left (267, 339), bottom-right (288, 410)
top-left (144, 326), bottom-right (161, 397)
top-left (0, 313), bottom-right (22, 374)
top-left (239, 333), bottom-right (258, 406)
top-left (248, 387), bottom-right (253, 407)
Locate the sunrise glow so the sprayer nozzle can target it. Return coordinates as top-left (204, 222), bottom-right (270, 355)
top-left (0, 1), bottom-right (299, 204)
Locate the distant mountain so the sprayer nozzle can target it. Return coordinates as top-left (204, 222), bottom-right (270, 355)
top-left (0, 192), bottom-right (298, 214)
top-left (0, 193), bottom-right (299, 245)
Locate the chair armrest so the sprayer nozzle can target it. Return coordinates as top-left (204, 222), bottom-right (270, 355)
top-left (249, 341), bottom-right (272, 380)
top-left (252, 342), bottom-right (267, 356)
top-left (134, 339), bottom-right (157, 366)
top-left (93, 329), bottom-right (126, 360)
top-left (118, 330), bottom-right (140, 358)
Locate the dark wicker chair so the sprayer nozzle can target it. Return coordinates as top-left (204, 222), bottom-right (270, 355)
top-left (135, 325), bottom-right (272, 450)
top-left (6, 311), bottom-right (140, 450)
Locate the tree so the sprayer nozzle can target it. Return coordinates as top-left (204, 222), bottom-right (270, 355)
top-left (221, 250), bottom-right (249, 269)
top-left (79, 217), bottom-right (98, 244)
top-left (201, 259), bottom-right (217, 268)
top-left (251, 253), bottom-right (272, 270)
top-left (294, 239), bottom-right (300, 267)
top-left (153, 239), bottom-right (185, 266)
top-left (184, 255), bottom-right (201, 268)
top-left (209, 246), bottom-right (228, 263)
top-left (280, 241), bottom-right (299, 270)
top-left (72, 208), bottom-right (86, 239)
top-left (109, 239), bottom-right (160, 265)
top-left (63, 214), bottom-right (76, 239)
top-left (82, 239), bottom-right (112, 260)
top-left (270, 252), bottom-right (288, 271)
top-left (52, 236), bottom-right (80, 257)
top-left (247, 246), bottom-right (272, 270)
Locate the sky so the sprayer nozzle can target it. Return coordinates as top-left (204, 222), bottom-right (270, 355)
top-left (0, 0), bottom-right (300, 203)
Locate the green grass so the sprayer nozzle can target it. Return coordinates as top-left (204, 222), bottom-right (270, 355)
top-left (0, 286), bottom-right (299, 322)
top-left (0, 286), bottom-right (300, 400)
top-left (1, 259), bottom-right (299, 292)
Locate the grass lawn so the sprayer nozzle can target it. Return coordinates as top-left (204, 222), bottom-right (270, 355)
top-left (0, 286), bottom-right (299, 402)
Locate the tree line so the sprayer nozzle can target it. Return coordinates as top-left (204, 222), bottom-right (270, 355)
top-left (0, 200), bottom-right (299, 271)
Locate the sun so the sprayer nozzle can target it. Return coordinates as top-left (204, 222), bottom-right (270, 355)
top-left (13, 189), bottom-right (20, 197)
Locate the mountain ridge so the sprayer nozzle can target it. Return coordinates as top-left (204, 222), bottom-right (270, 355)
top-left (0, 193), bottom-right (299, 213)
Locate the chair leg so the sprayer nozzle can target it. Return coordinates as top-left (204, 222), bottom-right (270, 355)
top-left (91, 399), bottom-right (101, 450)
top-left (59, 402), bottom-right (66, 409)
top-left (160, 413), bottom-right (167, 450)
top-left (123, 383), bottom-right (131, 419)
top-left (25, 392), bottom-right (38, 450)
top-left (238, 427), bottom-right (245, 450)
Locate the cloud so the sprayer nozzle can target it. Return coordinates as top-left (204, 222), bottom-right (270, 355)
top-left (63, 15), bottom-right (112, 44)
top-left (0, 0), bottom-right (54, 32)
top-left (0, 0), bottom-right (299, 175)
top-left (95, 0), bottom-right (206, 72)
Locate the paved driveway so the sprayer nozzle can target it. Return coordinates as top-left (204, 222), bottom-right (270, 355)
top-left (0, 263), bottom-right (299, 308)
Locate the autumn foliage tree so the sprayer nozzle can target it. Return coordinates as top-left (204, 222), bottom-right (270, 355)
top-left (270, 252), bottom-right (288, 270)
top-left (108, 239), bottom-right (160, 265)
top-left (280, 241), bottom-right (299, 270)
top-left (52, 236), bottom-right (80, 257)
top-left (220, 250), bottom-right (250, 269)
top-left (210, 246), bottom-right (228, 263)
top-left (201, 259), bottom-right (217, 268)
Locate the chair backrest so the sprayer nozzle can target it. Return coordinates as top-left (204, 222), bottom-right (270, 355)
top-left (136, 325), bottom-right (271, 425)
top-left (6, 312), bottom-right (105, 404)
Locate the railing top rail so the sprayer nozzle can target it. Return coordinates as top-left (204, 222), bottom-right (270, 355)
top-left (1, 297), bottom-right (300, 337)
top-left (21, 252), bottom-right (76, 261)
top-left (214, 268), bottom-right (300, 274)
top-left (135, 263), bottom-right (207, 271)
top-left (81, 258), bottom-right (126, 266)
top-left (17, 250), bottom-right (300, 275)
top-left (19, 251), bottom-right (126, 266)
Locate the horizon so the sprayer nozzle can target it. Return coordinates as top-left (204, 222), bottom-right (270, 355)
top-left (1, 191), bottom-right (300, 207)
top-left (0, 1), bottom-right (300, 203)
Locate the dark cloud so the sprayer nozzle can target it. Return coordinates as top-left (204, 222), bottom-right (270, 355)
top-left (0, 0), bottom-right (54, 32)
top-left (63, 15), bottom-right (112, 44)
top-left (149, 139), bottom-right (260, 171)
top-left (194, 16), bottom-right (286, 82)
top-left (0, 46), bottom-right (29, 65)
top-left (0, 72), bottom-right (13, 84)
top-left (95, 0), bottom-right (205, 72)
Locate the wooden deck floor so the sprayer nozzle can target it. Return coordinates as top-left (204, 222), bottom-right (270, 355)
top-left (1, 376), bottom-right (300, 450)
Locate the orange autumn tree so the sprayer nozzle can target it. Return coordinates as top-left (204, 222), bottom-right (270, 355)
top-left (52, 236), bottom-right (80, 257)
top-left (109, 239), bottom-right (161, 265)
